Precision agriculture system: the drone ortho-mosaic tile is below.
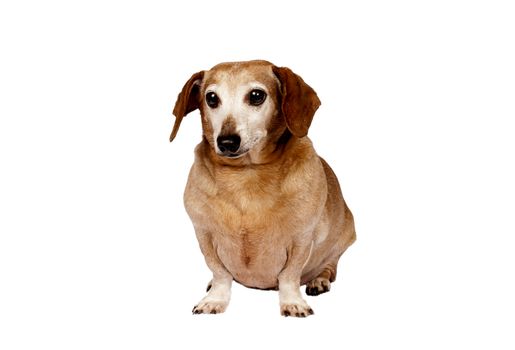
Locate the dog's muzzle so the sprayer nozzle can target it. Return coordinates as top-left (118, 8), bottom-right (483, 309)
top-left (217, 134), bottom-right (242, 157)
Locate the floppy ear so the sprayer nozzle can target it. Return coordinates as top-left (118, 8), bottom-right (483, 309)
top-left (170, 71), bottom-right (204, 142)
top-left (272, 66), bottom-right (321, 138)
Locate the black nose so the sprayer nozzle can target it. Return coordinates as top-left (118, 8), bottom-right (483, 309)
top-left (217, 134), bottom-right (241, 154)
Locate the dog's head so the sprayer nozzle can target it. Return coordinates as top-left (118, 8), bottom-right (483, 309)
top-left (171, 60), bottom-right (320, 160)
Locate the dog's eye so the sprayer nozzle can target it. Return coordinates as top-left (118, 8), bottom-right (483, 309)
top-left (248, 89), bottom-right (267, 106)
top-left (206, 92), bottom-right (219, 108)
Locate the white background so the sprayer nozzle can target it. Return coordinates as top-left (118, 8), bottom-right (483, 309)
top-left (1, 0), bottom-right (514, 349)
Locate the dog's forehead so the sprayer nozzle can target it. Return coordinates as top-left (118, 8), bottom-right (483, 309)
top-left (203, 61), bottom-right (278, 91)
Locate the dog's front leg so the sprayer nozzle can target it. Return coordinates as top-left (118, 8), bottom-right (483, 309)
top-left (192, 231), bottom-right (232, 315)
top-left (278, 242), bottom-right (314, 317)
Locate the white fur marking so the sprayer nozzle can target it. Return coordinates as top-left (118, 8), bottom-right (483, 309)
top-left (204, 79), bottom-right (275, 155)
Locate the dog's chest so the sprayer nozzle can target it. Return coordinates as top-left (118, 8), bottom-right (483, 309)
top-left (187, 174), bottom-right (292, 288)
top-left (215, 224), bottom-right (287, 288)
top-left (215, 182), bottom-right (285, 241)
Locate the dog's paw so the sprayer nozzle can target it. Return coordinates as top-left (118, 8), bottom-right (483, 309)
top-left (280, 301), bottom-right (314, 318)
top-left (192, 299), bottom-right (228, 315)
top-left (305, 277), bottom-right (331, 296)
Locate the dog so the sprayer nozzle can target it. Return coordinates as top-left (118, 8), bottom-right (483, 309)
top-left (170, 60), bottom-right (356, 317)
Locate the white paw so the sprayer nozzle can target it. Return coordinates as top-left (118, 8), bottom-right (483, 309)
top-left (280, 299), bottom-right (314, 317)
top-left (192, 298), bottom-right (228, 314)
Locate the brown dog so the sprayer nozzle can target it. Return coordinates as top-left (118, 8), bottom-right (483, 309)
top-left (171, 60), bottom-right (356, 317)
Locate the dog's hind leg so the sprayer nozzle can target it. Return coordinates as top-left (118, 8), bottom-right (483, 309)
top-left (306, 210), bottom-right (356, 296)
top-left (305, 262), bottom-right (337, 296)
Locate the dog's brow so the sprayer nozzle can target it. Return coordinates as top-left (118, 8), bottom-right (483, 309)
top-left (205, 84), bottom-right (218, 92)
top-left (248, 81), bottom-right (268, 91)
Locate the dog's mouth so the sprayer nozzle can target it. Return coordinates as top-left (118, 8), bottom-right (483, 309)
top-left (218, 151), bottom-right (247, 159)
top-left (217, 148), bottom-right (249, 159)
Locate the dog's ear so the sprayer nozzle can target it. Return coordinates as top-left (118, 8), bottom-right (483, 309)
top-left (272, 66), bottom-right (321, 138)
top-left (170, 71), bottom-right (204, 142)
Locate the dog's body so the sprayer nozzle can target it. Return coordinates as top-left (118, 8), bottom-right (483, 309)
top-left (171, 60), bottom-right (355, 317)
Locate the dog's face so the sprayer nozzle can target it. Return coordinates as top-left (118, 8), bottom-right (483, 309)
top-left (201, 62), bottom-right (280, 158)
top-left (171, 60), bottom-right (321, 161)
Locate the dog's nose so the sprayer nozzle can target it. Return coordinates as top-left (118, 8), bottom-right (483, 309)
top-left (217, 134), bottom-right (241, 154)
